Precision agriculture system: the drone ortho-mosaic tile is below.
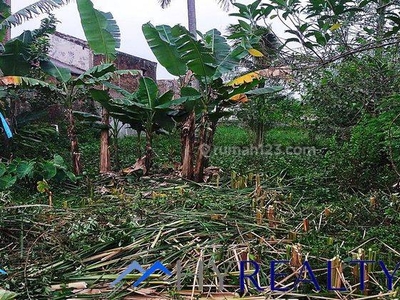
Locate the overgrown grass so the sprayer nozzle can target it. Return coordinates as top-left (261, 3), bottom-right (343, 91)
top-left (3, 122), bottom-right (400, 299)
top-left (265, 126), bottom-right (311, 147)
top-left (213, 124), bottom-right (251, 147)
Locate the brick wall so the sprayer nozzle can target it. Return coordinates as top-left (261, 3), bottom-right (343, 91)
top-left (93, 52), bottom-right (157, 93)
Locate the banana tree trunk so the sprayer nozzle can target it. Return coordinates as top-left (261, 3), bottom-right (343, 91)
top-left (181, 110), bottom-right (195, 179)
top-left (203, 115), bottom-right (218, 169)
top-left (100, 108), bottom-right (111, 173)
top-left (255, 123), bottom-right (264, 148)
top-left (144, 130), bottom-right (153, 174)
top-left (67, 108), bottom-right (82, 175)
top-left (194, 113), bottom-right (207, 182)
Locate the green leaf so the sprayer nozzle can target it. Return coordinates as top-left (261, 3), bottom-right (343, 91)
top-left (0, 289), bottom-right (18, 299)
top-left (172, 25), bottom-right (216, 77)
top-left (90, 89), bottom-right (111, 107)
top-left (101, 11), bottom-right (120, 48)
top-left (203, 29), bottom-right (245, 78)
top-left (0, 163), bottom-right (6, 177)
top-left (142, 23), bottom-right (187, 76)
top-left (77, 0), bottom-right (119, 61)
top-left (0, 175), bottom-right (17, 190)
top-left (73, 111), bottom-right (101, 122)
top-left (245, 86), bottom-right (283, 95)
top-left (208, 111), bottom-right (232, 122)
top-left (41, 60), bottom-right (72, 83)
top-left (0, 0), bottom-right (11, 41)
top-left (16, 161), bottom-right (35, 179)
top-left (155, 96), bottom-right (197, 109)
top-left (75, 63), bottom-right (115, 85)
top-left (102, 81), bottom-right (132, 97)
top-left (1, 0), bottom-right (70, 28)
top-left (135, 77), bottom-right (158, 109)
top-left (0, 39), bottom-right (31, 75)
top-left (53, 154), bottom-right (67, 170)
top-left (37, 180), bottom-right (50, 193)
top-left (314, 31), bottom-right (326, 46)
top-left (15, 30), bottom-right (33, 44)
top-left (284, 37), bottom-right (300, 44)
top-left (41, 162), bottom-right (57, 180)
top-left (238, 20), bottom-right (251, 31)
top-left (64, 171), bottom-right (76, 183)
top-left (155, 90), bottom-right (174, 109)
top-left (156, 86), bottom-right (201, 109)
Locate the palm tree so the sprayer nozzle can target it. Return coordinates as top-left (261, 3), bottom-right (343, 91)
top-left (158, 0), bottom-right (233, 36)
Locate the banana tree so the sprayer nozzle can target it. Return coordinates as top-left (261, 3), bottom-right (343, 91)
top-left (0, 0), bottom-right (123, 175)
top-left (91, 77), bottom-right (174, 174)
top-left (76, 0), bottom-right (121, 174)
top-left (0, 63), bottom-right (136, 175)
top-left (142, 23), bottom-right (279, 182)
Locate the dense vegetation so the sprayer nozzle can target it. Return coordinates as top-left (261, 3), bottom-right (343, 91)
top-left (1, 0), bottom-right (400, 299)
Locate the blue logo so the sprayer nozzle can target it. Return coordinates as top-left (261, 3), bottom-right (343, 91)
top-left (111, 261), bottom-right (171, 287)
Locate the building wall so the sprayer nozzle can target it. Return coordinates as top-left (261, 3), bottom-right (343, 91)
top-left (93, 52), bottom-right (157, 93)
top-left (48, 32), bottom-right (157, 84)
top-left (49, 32), bottom-right (93, 73)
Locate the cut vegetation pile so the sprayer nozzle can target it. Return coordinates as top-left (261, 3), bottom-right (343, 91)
top-left (1, 175), bottom-right (400, 299)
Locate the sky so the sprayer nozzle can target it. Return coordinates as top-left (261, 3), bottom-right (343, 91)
top-left (11, 0), bottom-right (260, 79)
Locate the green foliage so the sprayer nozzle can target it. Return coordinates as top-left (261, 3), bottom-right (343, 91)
top-left (142, 23), bottom-right (187, 76)
top-left (0, 39), bottom-right (31, 76)
top-left (236, 90), bottom-right (301, 146)
top-left (302, 49), bottom-right (400, 191)
top-left (201, 29), bottom-right (247, 79)
top-left (142, 22), bottom-right (263, 96)
top-left (228, 0), bottom-right (279, 62)
top-left (319, 94), bottom-right (400, 191)
top-left (41, 60), bottom-right (71, 83)
top-left (230, 0), bottom-right (400, 68)
top-left (91, 76), bottom-right (174, 173)
top-left (0, 13), bottom-right (59, 76)
top-left (76, 0), bottom-right (120, 61)
top-left (265, 127), bottom-right (310, 147)
top-left (305, 53), bottom-right (400, 139)
top-left (0, 154), bottom-right (76, 191)
top-left (0, 0), bottom-right (70, 28)
top-left (213, 125), bottom-right (251, 147)
top-left (142, 21), bottom-right (282, 181)
top-left (0, 289), bottom-right (17, 300)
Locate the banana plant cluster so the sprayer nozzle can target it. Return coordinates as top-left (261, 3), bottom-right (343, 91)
top-left (142, 22), bottom-right (278, 182)
top-left (90, 77), bottom-right (174, 174)
top-left (0, 0), bottom-right (128, 176)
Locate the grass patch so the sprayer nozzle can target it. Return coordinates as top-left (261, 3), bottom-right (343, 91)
top-left (265, 126), bottom-right (311, 147)
top-left (213, 124), bottom-right (251, 147)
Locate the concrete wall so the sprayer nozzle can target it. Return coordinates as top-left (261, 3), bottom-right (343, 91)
top-left (49, 32), bottom-right (93, 73)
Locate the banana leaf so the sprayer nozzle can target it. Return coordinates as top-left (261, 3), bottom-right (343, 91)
top-left (77, 0), bottom-right (120, 61)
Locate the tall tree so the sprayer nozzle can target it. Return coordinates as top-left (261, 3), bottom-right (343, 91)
top-left (157, 0), bottom-right (235, 179)
top-left (158, 0), bottom-right (233, 36)
top-left (76, 0), bottom-right (121, 174)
